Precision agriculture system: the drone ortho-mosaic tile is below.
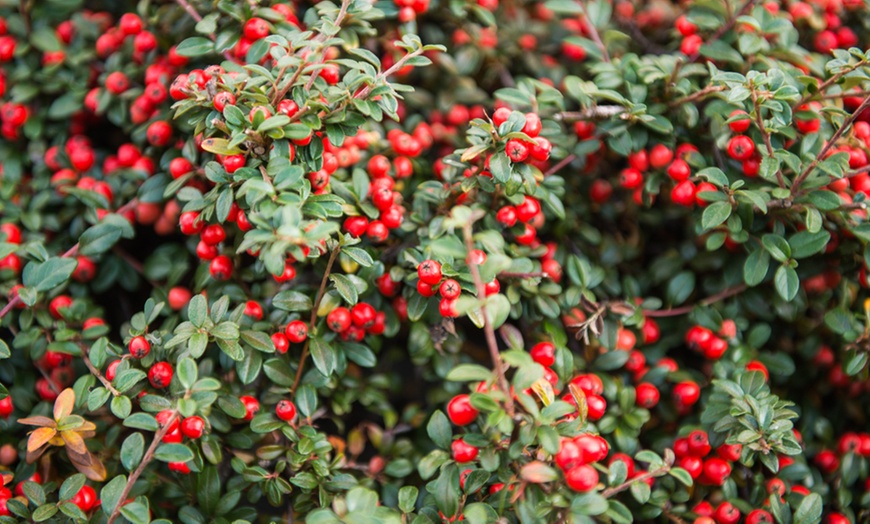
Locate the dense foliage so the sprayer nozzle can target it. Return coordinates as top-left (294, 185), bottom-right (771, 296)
top-left (1, 0), bottom-right (870, 522)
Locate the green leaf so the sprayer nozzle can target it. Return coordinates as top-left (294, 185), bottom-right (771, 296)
top-left (446, 364), bottom-right (492, 382)
top-left (22, 257), bottom-right (77, 292)
top-left (100, 475), bottom-right (128, 515)
top-left (330, 274), bottom-right (359, 305)
top-left (701, 202), bottom-right (732, 230)
top-left (427, 410), bottom-right (452, 449)
top-left (176, 37), bottom-right (215, 57)
top-left (342, 246), bottom-right (374, 267)
top-left (489, 152), bottom-right (511, 183)
top-left (794, 493), bottom-right (822, 524)
top-left (120, 433), bottom-right (145, 472)
top-left (762, 234), bottom-right (791, 262)
top-left (58, 474), bottom-right (86, 501)
top-left (743, 249), bottom-right (770, 286)
top-left (666, 271), bottom-right (695, 305)
top-left (78, 215), bottom-right (135, 256)
top-left (309, 337), bottom-right (336, 377)
top-left (398, 486), bottom-right (418, 513)
top-left (120, 502), bottom-right (150, 524)
top-left (154, 443), bottom-right (194, 463)
top-left (774, 265), bottom-right (799, 301)
top-left (177, 357), bottom-right (198, 389)
top-left (788, 230), bottom-right (830, 259)
top-left (273, 290), bottom-right (313, 311)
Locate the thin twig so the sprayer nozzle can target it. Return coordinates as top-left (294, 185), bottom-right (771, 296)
top-left (498, 272), bottom-right (550, 279)
top-left (751, 87), bottom-right (786, 188)
top-left (794, 60), bottom-right (870, 108)
top-left (175, 0), bottom-right (234, 62)
top-left (667, 85), bottom-right (725, 108)
top-left (292, 245), bottom-right (341, 394)
top-left (554, 106), bottom-right (626, 122)
top-left (462, 222), bottom-right (515, 417)
top-left (106, 411), bottom-right (178, 524)
top-left (792, 94), bottom-right (870, 195)
top-left (544, 155), bottom-right (576, 177)
top-left (81, 345), bottom-right (121, 397)
top-left (643, 283), bottom-right (748, 318)
top-left (272, 0), bottom-right (351, 102)
top-left (576, 0), bottom-right (610, 63)
top-left (601, 462), bottom-right (671, 498)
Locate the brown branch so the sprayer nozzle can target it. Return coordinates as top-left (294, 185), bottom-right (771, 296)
top-left (601, 461), bottom-right (671, 498)
top-left (498, 272), bottom-right (550, 279)
top-left (794, 60), bottom-right (870, 108)
top-left (272, 0), bottom-right (351, 101)
top-left (544, 155), bottom-right (577, 177)
top-left (80, 345), bottom-right (121, 397)
top-left (554, 106), bottom-right (626, 122)
top-left (462, 222), bottom-right (515, 417)
top-left (576, 0), bottom-right (610, 63)
top-left (0, 199), bottom-right (139, 320)
top-left (106, 411), bottom-right (178, 524)
top-left (751, 87), bottom-right (786, 188)
top-left (667, 85), bottom-right (725, 108)
top-left (643, 283), bottom-right (748, 318)
top-left (792, 93), bottom-right (870, 195)
top-left (292, 244), bottom-right (341, 394)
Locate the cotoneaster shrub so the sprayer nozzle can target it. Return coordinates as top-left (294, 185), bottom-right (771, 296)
top-left (1, 0), bottom-right (870, 522)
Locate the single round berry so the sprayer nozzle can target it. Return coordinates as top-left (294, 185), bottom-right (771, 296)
top-left (447, 394), bottom-right (479, 426)
top-left (276, 399), bottom-right (297, 421)
top-left (129, 336), bottom-right (150, 358)
top-left (148, 362), bottom-right (174, 388)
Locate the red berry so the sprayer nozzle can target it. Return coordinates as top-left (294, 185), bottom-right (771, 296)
top-left (327, 307), bottom-right (352, 332)
top-left (530, 342), bottom-right (556, 367)
top-left (418, 259), bottom-right (443, 285)
top-left (565, 464), bottom-right (598, 492)
top-left (181, 416), bottom-right (205, 439)
top-left (129, 336), bottom-right (151, 358)
top-left (71, 485), bottom-right (97, 512)
top-left (727, 135), bottom-right (755, 161)
top-left (285, 320), bottom-right (308, 343)
top-left (439, 278), bottom-right (461, 299)
top-left (635, 383), bottom-right (660, 408)
top-left (451, 439), bottom-right (479, 463)
top-left (670, 180), bottom-right (697, 207)
top-left (447, 394), bottom-right (479, 426)
top-left (209, 255), bottom-right (233, 280)
top-left (505, 139), bottom-right (530, 162)
top-left (673, 381), bottom-right (701, 409)
top-left (148, 362), bottom-right (174, 388)
top-left (276, 399), bottom-right (297, 421)
top-left (728, 109), bottom-right (751, 133)
top-left (240, 395), bottom-right (260, 421)
top-left (243, 18), bottom-right (270, 40)
top-left (0, 396), bottom-right (12, 418)
top-left (701, 457), bottom-right (732, 485)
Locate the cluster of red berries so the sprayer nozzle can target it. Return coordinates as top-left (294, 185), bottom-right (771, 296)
top-left (324, 302), bottom-right (386, 342)
top-left (685, 321), bottom-right (735, 360)
top-left (0, 474), bottom-right (96, 517)
top-left (415, 257), bottom-right (498, 318)
top-left (155, 410), bottom-right (205, 474)
top-left (674, 430), bottom-right (738, 486)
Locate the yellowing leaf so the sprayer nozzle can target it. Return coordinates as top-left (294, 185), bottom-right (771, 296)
top-left (61, 430), bottom-right (87, 454)
top-left (68, 449), bottom-right (107, 481)
top-left (27, 427), bottom-right (57, 452)
top-left (569, 383), bottom-right (588, 425)
top-left (531, 378), bottom-right (555, 406)
top-left (54, 388), bottom-right (76, 421)
top-left (17, 416), bottom-right (56, 427)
